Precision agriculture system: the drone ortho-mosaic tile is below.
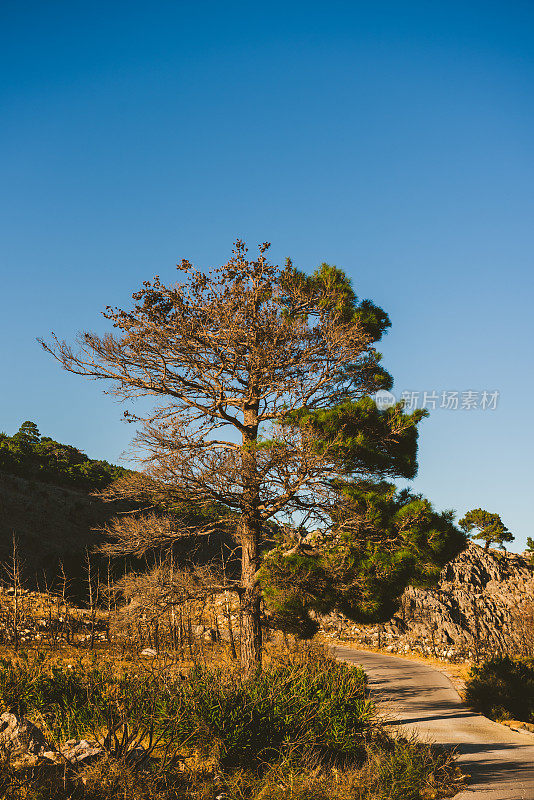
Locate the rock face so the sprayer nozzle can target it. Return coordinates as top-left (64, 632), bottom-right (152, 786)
top-left (320, 543), bottom-right (534, 661)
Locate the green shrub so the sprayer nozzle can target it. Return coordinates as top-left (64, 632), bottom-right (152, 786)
top-left (465, 655), bottom-right (534, 721)
top-left (0, 653), bottom-right (113, 739)
top-left (0, 650), bottom-right (462, 799)
top-left (180, 649), bottom-right (374, 769)
top-left (357, 736), bottom-right (460, 800)
top-left (0, 650), bottom-right (374, 768)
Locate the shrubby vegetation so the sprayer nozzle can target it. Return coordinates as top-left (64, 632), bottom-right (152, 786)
top-left (0, 647), bottom-right (461, 799)
top-left (0, 421), bottom-right (129, 491)
top-left (465, 655), bottom-right (534, 722)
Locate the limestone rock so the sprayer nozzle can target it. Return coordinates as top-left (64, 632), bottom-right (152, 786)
top-left (61, 739), bottom-right (103, 763)
top-left (0, 711), bottom-right (49, 758)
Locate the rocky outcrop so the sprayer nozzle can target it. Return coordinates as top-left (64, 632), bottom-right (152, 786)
top-left (0, 711), bottom-right (50, 759)
top-left (0, 713), bottom-right (150, 769)
top-left (320, 543), bottom-right (534, 661)
top-left (0, 712), bottom-right (108, 767)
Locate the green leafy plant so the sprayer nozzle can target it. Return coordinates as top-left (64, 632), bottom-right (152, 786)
top-left (180, 649), bottom-right (374, 769)
top-left (465, 655), bottom-right (534, 721)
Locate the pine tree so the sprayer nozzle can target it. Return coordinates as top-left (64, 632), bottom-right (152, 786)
top-left (41, 241), bottom-right (464, 673)
top-left (459, 508), bottom-right (513, 551)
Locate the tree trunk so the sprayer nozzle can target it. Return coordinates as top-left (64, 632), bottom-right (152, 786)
top-left (240, 517), bottom-right (262, 676)
top-left (240, 400), bottom-right (262, 677)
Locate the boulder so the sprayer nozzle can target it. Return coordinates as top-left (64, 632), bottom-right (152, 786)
top-left (0, 711), bottom-right (49, 758)
top-left (61, 739), bottom-right (103, 764)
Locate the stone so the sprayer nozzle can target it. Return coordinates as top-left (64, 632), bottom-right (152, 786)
top-left (60, 739), bottom-right (102, 763)
top-left (0, 711), bottom-right (49, 758)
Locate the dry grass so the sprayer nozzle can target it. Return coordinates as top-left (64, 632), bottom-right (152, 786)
top-left (0, 642), bottom-right (463, 800)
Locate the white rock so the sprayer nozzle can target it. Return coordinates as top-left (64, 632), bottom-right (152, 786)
top-left (0, 711), bottom-right (49, 758)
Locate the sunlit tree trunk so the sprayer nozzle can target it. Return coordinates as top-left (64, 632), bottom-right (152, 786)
top-left (240, 400), bottom-right (262, 675)
top-left (240, 518), bottom-right (262, 675)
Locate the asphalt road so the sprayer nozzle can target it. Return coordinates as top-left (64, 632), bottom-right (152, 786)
top-left (333, 646), bottom-right (534, 800)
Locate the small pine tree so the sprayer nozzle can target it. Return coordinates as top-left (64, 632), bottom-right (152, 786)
top-left (12, 421), bottom-right (40, 450)
top-left (459, 508), bottom-right (513, 551)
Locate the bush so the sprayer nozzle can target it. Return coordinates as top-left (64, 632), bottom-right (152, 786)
top-left (357, 736), bottom-right (461, 800)
top-left (179, 648), bottom-right (374, 769)
top-left (465, 655), bottom-right (534, 721)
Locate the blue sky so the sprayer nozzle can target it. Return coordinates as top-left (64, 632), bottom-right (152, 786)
top-left (1, 1), bottom-right (533, 549)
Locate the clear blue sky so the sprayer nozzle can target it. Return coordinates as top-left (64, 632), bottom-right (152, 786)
top-left (1, 1), bottom-right (533, 549)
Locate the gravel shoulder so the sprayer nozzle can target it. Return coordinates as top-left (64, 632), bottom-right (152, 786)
top-left (333, 646), bottom-right (534, 800)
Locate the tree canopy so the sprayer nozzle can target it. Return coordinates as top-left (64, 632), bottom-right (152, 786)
top-left (42, 242), bottom-right (465, 672)
top-left (459, 508), bottom-right (513, 551)
top-left (261, 481), bottom-right (464, 637)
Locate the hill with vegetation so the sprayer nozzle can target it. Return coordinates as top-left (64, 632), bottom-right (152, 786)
top-left (0, 470), bottom-right (121, 595)
top-left (0, 422), bottom-right (239, 599)
top-left (0, 421), bottom-right (129, 492)
top-left (0, 422), bottom-right (133, 596)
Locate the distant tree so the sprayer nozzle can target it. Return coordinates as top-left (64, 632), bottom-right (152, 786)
top-left (459, 508), bottom-right (513, 551)
top-left (12, 421), bottom-right (41, 449)
top-left (41, 241), bottom-right (465, 674)
top-left (0, 421), bottom-right (128, 491)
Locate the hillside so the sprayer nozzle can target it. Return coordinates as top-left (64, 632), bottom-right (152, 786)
top-left (0, 424), bottom-right (239, 599)
top-left (0, 471), bottom-right (122, 597)
top-left (0, 422), bottom-right (134, 597)
top-left (321, 542), bottom-right (534, 661)
top-left (0, 421), bottom-right (129, 492)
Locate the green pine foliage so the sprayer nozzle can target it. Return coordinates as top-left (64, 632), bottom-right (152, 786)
top-left (286, 398), bottom-right (427, 480)
top-left (459, 508), bottom-right (513, 551)
top-left (258, 261), bottom-right (465, 638)
top-left (261, 481), bottom-right (466, 635)
top-left (0, 421), bottom-right (129, 491)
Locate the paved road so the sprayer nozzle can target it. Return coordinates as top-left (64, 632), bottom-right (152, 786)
top-left (333, 647), bottom-right (534, 799)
